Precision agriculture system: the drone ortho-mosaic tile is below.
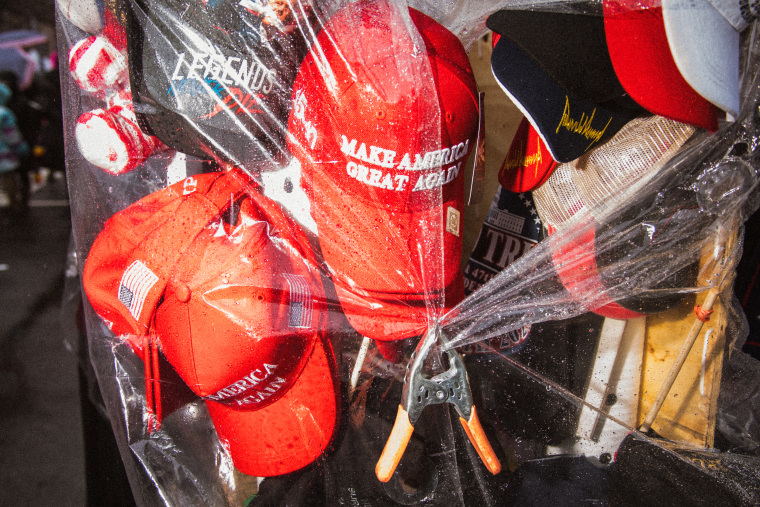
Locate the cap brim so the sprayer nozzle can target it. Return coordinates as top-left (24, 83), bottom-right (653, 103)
top-left (500, 117), bottom-right (558, 192)
top-left (205, 331), bottom-right (339, 477)
top-left (486, 9), bottom-right (633, 105)
top-left (662, 0), bottom-right (740, 116)
top-left (603, 0), bottom-right (721, 131)
top-left (491, 36), bottom-right (636, 163)
top-left (330, 274), bottom-right (465, 344)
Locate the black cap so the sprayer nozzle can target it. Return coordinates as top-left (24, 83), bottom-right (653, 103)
top-left (487, 8), bottom-right (643, 111)
top-left (491, 35), bottom-right (637, 163)
top-left (126, 0), bottom-right (310, 168)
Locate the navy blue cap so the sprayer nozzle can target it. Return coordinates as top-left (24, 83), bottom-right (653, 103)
top-left (490, 35), bottom-right (638, 163)
top-left (486, 8), bottom-right (643, 111)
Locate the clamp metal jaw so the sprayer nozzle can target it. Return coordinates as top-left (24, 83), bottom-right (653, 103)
top-left (375, 327), bottom-right (502, 482)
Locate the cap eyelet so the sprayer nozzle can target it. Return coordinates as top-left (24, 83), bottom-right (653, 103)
top-left (376, 110), bottom-right (386, 120)
top-left (446, 112), bottom-right (454, 123)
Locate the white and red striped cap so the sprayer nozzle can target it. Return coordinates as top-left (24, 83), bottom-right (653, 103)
top-left (533, 115), bottom-right (697, 318)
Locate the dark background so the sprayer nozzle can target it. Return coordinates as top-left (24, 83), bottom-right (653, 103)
top-left (1, 2), bottom-right (111, 506)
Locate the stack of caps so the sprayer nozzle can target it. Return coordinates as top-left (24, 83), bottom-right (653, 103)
top-left (605, 0), bottom-right (746, 122)
top-left (488, 0), bottom-right (751, 191)
top-left (532, 115), bottom-right (697, 318)
top-left (487, 7), bottom-right (650, 167)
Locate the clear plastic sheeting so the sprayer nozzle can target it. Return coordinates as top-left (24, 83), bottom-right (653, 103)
top-left (57, 0), bottom-right (760, 505)
top-left (440, 120), bottom-right (757, 348)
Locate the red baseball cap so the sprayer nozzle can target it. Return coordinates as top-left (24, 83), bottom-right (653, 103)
top-left (83, 169), bottom-right (339, 477)
top-left (603, 0), bottom-right (721, 132)
top-left (287, 1), bottom-right (479, 342)
top-left (499, 117), bottom-right (558, 193)
top-left (552, 223), bottom-right (646, 319)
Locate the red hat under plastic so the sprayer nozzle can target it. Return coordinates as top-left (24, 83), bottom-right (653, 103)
top-left (83, 169), bottom-right (338, 477)
top-left (500, 117), bottom-right (558, 193)
top-left (603, 0), bottom-right (721, 132)
top-left (287, 0), bottom-right (479, 342)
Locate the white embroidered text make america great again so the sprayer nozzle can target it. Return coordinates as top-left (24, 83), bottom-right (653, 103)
top-left (340, 135), bottom-right (469, 193)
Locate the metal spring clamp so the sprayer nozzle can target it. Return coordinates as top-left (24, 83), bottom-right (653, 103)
top-left (375, 327), bottom-right (502, 482)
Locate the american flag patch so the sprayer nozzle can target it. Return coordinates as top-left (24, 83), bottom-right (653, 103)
top-left (283, 274), bottom-right (312, 329)
top-left (118, 260), bottom-right (159, 321)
